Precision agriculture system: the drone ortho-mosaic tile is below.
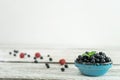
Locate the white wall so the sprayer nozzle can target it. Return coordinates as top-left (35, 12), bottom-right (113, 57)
top-left (0, 0), bottom-right (120, 48)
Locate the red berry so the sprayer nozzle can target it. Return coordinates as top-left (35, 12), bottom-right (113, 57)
top-left (35, 52), bottom-right (41, 58)
top-left (20, 53), bottom-right (25, 58)
top-left (59, 59), bottom-right (66, 65)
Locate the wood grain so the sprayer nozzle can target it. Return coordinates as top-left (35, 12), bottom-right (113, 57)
top-left (0, 48), bottom-right (120, 80)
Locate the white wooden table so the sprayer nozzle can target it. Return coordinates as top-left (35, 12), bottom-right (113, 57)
top-left (0, 48), bottom-right (120, 80)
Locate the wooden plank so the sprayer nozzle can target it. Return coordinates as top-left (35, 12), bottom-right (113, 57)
top-left (0, 63), bottom-right (120, 80)
top-left (0, 48), bottom-right (120, 80)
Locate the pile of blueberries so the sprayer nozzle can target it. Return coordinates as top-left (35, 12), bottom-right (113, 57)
top-left (75, 51), bottom-right (112, 65)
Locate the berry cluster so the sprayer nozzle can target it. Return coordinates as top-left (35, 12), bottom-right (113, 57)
top-left (59, 59), bottom-right (69, 72)
top-left (9, 50), bottom-right (69, 72)
top-left (75, 51), bottom-right (112, 65)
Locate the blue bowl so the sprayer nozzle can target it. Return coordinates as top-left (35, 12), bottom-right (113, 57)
top-left (75, 62), bottom-right (112, 76)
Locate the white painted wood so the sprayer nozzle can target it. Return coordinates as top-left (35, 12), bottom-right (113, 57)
top-left (0, 48), bottom-right (120, 80)
top-left (0, 63), bottom-right (119, 80)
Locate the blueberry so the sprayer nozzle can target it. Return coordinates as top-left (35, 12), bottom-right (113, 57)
top-left (85, 51), bottom-right (89, 54)
top-left (49, 58), bottom-right (53, 61)
top-left (75, 58), bottom-right (79, 62)
top-left (105, 57), bottom-right (111, 62)
top-left (99, 52), bottom-right (106, 57)
top-left (89, 56), bottom-right (95, 60)
top-left (83, 58), bottom-right (88, 62)
top-left (61, 68), bottom-right (65, 72)
top-left (47, 54), bottom-right (50, 57)
top-left (64, 64), bottom-right (68, 68)
top-left (79, 60), bottom-right (83, 63)
top-left (27, 54), bottom-right (30, 58)
top-left (76, 58), bottom-right (83, 63)
top-left (13, 54), bottom-right (16, 56)
top-left (34, 60), bottom-right (38, 63)
top-left (90, 59), bottom-right (95, 63)
top-left (45, 63), bottom-right (50, 68)
top-left (99, 55), bottom-right (105, 59)
top-left (94, 53), bottom-right (100, 58)
top-left (40, 56), bottom-right (43, 59)
top-left (95, 58), bottom-right (100, 63)
top-left (34, 57), bottom-right (36, 60)
top-left (100, 59), bottom-right (105, 63)
top-left (78, 55), bottom-right (82, 59)
top-left (83, 56), bottom-right (89, 59)
top-left (99, 52), bottom-right (103, 55)
top-left (9, 52), bottom-right (12, 55)
top-left (14, 50), bottom-right (19, 53)
top-left (24, 53), bottom-right (27, 55)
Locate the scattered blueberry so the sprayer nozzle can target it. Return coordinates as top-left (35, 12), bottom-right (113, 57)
top-left (47, 54), bottom-right (50, 57)
top-left (49, 58), bottom-right (53, 61)
top-left (13, 54), bottom-right (16, 56)
top-left (45, 63), bottom-right (50, 68)
top-left (14, 50), bottom-right (19, 53)
top-left (34, 57), bottom-right (36, 60)
top-left (61, 68), bottom-right (65, 72)
top-left (64, 64), bottom-right (68, 68)
top-left (24, 53), bottom-right (27, 55)
top-left (34, 60), bottom-right (38, 63)
top-left (9, 52), bottom-right (12, 55)
top-left (27, 54), bottom-right (30, 58)
top-left (40, 56), bottom-right (43, 59)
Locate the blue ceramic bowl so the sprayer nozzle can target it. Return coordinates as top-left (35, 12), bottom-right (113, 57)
top-left (75, 62), bottom-right (112, 76)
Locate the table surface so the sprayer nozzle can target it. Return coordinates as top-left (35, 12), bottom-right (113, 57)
top-left (0, 48), bottom-right (120, 80)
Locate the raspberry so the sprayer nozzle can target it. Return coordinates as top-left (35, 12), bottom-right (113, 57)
top-left (35, 52), bottom-right (41, 58)
top-left (59, 59), bottom-right (66, 65)
top-left (20, 53), bottom-right (25, 58)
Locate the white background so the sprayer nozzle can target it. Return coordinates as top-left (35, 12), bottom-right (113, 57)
top-left (0, 0), bottom-right (120, 48)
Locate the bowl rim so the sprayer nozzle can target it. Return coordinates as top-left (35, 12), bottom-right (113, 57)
top-left (75, 61), bottom-right (113, 65)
